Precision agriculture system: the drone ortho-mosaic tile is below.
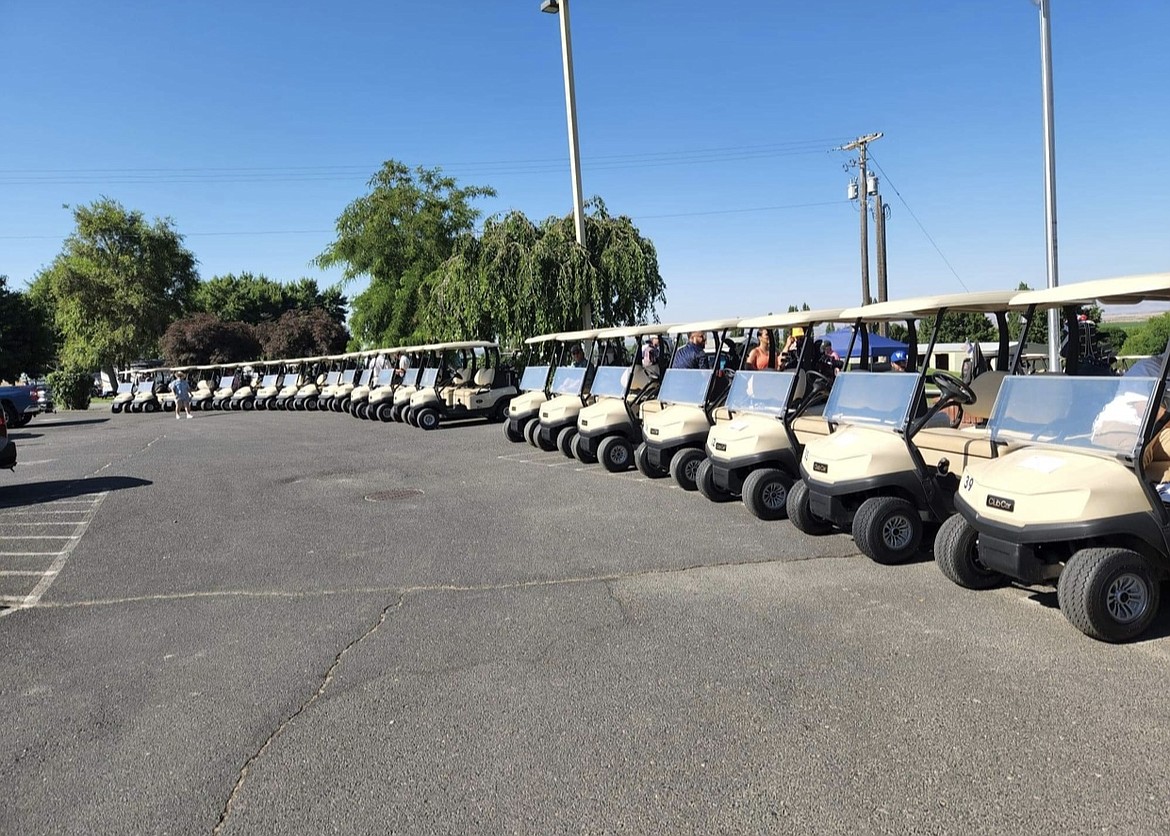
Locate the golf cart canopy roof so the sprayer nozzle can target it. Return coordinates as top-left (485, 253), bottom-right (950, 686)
top-left (1010, 272), bottom-right (1170, 307)
top-left (595, 323), bottom-right (678, 339)
top-left (523, 332), bottom-right (562, 345)
top-left (427, 340), bottom-right (498, 350)
top-left (552, 328), bottom-right (604, 341)
top-left (670, 317), bottom-right (741, 333)
top-left (737, 308), bottom-right (847, 329)
top-left (838, 291), bottom-right (1022, 320)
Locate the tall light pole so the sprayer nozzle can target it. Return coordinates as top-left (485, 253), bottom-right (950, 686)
top-left (541, 0), bottom-right (592, 328)
top-left (1035, 0), bottom-right (1061, 370)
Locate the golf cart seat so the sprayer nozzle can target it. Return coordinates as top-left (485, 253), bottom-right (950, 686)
top-left (913, 372), bottom-right (1010, 466)
top-left (474, 368), bottom-right (494, 388)
top-left (196, 380), bottom-right (211, 392)
top-left (1141, 425), bottom-right (1170, 484)
top-left (621, 364), bottom-right (651, 393)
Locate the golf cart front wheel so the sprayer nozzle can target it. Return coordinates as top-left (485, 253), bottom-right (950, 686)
top-left (524, 420), bottom-right (540, 447)
top-left (571, 432), bottom-right (597, 464)
top-left (695, 458), bottom-right (734, 503)
top-left (111, 402), bottom-right (123, 414)
top-left (598, 435), bottom-right (634, 473)
top-left (742, 467), bottom-right (791, 520)
top-left (786, 479), bottom-right (832, 535)
top-left (670, 448), bottom-right (705, 492)
top-left (417, 408), bottom-right (440, 430)
top-left (634, 443), bottom-right (668, 479)
top-left (1058, 547), bottom-right (1161, 643)
top-left (557, 426), bottom-right (577, 459)
top-left (935, 513), bottom-right (1004, 589)
top-left (503, 419), bottom-right (525, 443)
top-left (852, 496), bottom-right (923, 565)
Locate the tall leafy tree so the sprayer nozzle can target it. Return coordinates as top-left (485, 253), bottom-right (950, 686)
top-left (256, 308), bottom-right (349, 359)
top-left (421, 199), bottom-right (666, 347)
top-left (160, 314), bottom-right (262, 365)
top-left (931, 311), bottom-right (997, 344)
top-left (192, 273), bottom-right (347, 326)
top-left (315, 160), bottom-right (495, 345)
top-left (0, 276), bottom-right (56, 381)
top-left (29, 198), bottom-right (198, 386)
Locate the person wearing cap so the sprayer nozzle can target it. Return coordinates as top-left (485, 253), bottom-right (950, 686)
top-left (671, 332), bottom-right (711, 370)
top-left (890, 349), bottom-right (909, 372)
top-left (169, 371), bottom-right (193, 419)
top-left (570, 345), bottom-right (589, 368)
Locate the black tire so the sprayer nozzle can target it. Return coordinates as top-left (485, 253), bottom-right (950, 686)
top-left (852, 496), bottom-right (923, 565)
top-left (524, 419), bottom-right (540, 447)
top-left (598, 435), bottom-right (634, 472)
top-left (130, 402), bottom-right (142, 413)
top-left (1, 402), bottom-right (17, 427)
top-left (406, 408), bottom-right (419, 427)
top-left (935, 513), bottom-right (1004, 589)
top-left (375, 402), bottom-right (394, 422)
top-left (111, 402), bottom-right (123, 414)
top-left (695, 458), bottom-right (735, 503)
top-left (536, 426), bottom-right (558, 452)
top-left (338, 397), bottom-right (350, 414)
top-left (1057, 547), bottom-right (1162, 643)
top-left (786, 479), bottom-right (832, 535)
top-left (571, 432), bottom-right (598, 464)
top-left (242, 398), bottom-right (254, 411)
top-left (634, 442), bottom-right (668, 479)
top-left (13, 413), bottom-right (33, 427)
top-left (504, 419), bottom-right (525, 443)
top-left (417, 408), bottom-right (440, 430)
top-left (144, 401), bottom-right (159, 414)
top-left (306, 397), bottom-right (318, 412)
top-left (742, 467), bottom-right (792, 521)
top-left (557, 426), bottom-right (577, 458)
top-left (669, 447), bottom-right (705, 492)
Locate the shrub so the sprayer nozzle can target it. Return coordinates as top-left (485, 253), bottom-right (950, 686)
top-left (46, 368), bottom-right (93, 411)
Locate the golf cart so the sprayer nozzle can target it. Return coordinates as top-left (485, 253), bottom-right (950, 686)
top-left (228, 366), bottom-right (260, 411)
top-left (272, 359), bottom-right (310, 410)
top-left (534, 331), bottom-right (604, 452)
top-left (937, 273), bottom-right (1170, 642)
top-left (792, 291), bottom-right (1023, 564)
top-left (699, 309), bottom-right (844, 519)
top-left (572, 324), bottom-right (673, 470)
top-left (407, 341), bottom-right (518, 431)
top-left (636, 318), bottom-right (742, 490)
top-left (291, 356), bottom-right (334, 411)
top-left (318, 353), bottom-right (365, 412)
top-left (390, 347), bottom-right (444, 423)
top-left (110, 379), bottom-right (136, 414)
top-left (503, 331), bottom-right (564, 443)
top-left (129, 370), bottom-right (165, 413)
top-left (210, 364), bottom-right (242, 410)
top-left (188, 366), bottom-right (220, 411)
top-left (251, 362), bottom-right (284, 410)
top-left (365, 346), bottom-right (423, 421)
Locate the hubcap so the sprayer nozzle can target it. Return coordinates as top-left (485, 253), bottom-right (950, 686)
top-left (1106, 572), bottom-right (1149, 624)
top-left (685, 459), bottom-right (699, 481)
top-left (610, 445), bottom-right (629, 465)
top-left (761, 481), bottom-right (787, 510)
top-left (881, 514), bottom-right (914, 550)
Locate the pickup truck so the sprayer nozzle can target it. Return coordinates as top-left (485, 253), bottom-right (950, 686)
top-left (0, 384), bottom-right (46, 428)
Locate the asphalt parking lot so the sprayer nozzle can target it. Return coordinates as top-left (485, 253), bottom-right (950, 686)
top-left (2, 407), bottom-right (1168, 834)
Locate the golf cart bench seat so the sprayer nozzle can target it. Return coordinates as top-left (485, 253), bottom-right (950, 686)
top-left (914, 427), bottom-right (1001, 465)
top-left (450, 369), bottom-right (497, 408)
top-left (1141, 425), bottom-right (1170, 483)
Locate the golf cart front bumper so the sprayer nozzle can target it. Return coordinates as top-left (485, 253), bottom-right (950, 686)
top-left (642, 433), bottom-right (706, 471)
top-left (803, 471), bottom-right (932, 531)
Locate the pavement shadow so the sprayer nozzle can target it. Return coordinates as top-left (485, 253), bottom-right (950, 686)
top-left (36, 417), bottom-right (110, 428)
top-left (0, 475), bottom-right (152, 509)
top-left (9, 432), bottom-right (43, 440)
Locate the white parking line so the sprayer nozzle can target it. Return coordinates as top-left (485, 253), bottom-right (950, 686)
top-left (0, 535), bottom-right (80, 540)
top-left (4, 521), bottom-right (83, 526)
top-left (0, 510), bottom-right (92, 515)
top-left (18, 491), bottom-right (108, 610)
top-left (0, 552), bottom-right (61, 557)
top-left (0, 570), bottom-right (54, 576)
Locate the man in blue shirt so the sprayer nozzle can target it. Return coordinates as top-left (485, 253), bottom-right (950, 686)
top-left (671, 332), bottom-right (711, 370)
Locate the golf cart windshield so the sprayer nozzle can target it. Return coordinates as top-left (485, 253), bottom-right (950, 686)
top-left (116, 382), bottom-right (134, 395)
top-left (657, 368), bottom-right (710, 406)
top-left (375, 369), bottom-right (395, 386)
top-left (824, 372), bottom-right (918, 427)
top-left (418, 368), bottom-right (440, 387)
top-left (519, 365), bottom-right (550, 392)
top-left (325, 371), bottom-right (342, 386)
top-left (260, 374), bottom-right (277, 387)
top-left (589, 366), bottom-right (631, 398)
top-left (550, 366), bottom-right (587, 395)
top-left (219, 376), bottom-right (235, 389)
top-left (990, 376), bottom-right (1157, 456)
top-left (135, 381), bottom-right (154, 394)
top-left (726, 370), bottom-right (797, 417)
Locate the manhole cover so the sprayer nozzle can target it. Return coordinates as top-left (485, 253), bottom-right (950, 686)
top-left (364, 489), bottom-right (424, 502)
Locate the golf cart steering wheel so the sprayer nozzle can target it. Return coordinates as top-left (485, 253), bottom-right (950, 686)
top-left (805, 370), bottom-right (832, 393)
top-left (931, 371), bottom-right (976, 405)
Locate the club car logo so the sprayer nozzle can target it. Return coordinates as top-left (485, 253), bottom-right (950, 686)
top-left (986, 494), bottom-right (1015, 512)
top-left (649, 427), bottom-right (660, 436)
top-left (714, 442), bottom-right (727, 452)
top-left (812, 462), bottom-right (828, 473)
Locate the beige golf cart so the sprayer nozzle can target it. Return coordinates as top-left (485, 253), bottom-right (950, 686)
top-left (503, 331), bottom-right (565, 443)
top-left (534, 331), bottom-right (604, 452)
top-left (407, 341), bottom-right (518, 430)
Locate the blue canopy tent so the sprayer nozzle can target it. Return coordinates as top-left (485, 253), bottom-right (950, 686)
top-left (821, 329), bottom-right (907, 359)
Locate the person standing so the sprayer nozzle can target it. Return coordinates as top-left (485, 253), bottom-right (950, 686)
top-left (170, 371), bottom-right (193, 419)
top-left (671, 332), bottom-right (710, 370)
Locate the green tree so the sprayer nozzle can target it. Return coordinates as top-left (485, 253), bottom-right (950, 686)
top-left (1120, 313), bottom-right (1170, 356)
top-left (315, 160), bottom-right (495, 345)
top-left (421, 200), bottom-right (666, 347)
top-left (192, 273), bottom-right (347, 327)
top-left (29, 199), bottom-right (198, 387)
top-left (0, 276), bottom-right (56, 381)
top-left (160, 314), bottom-right (262, 365)
top-left (256, 308), bottom-right (349, 359)
top-left (1007, 281), bottom-right (1049, 347)
top-left (932, 311), bottom-right (996, 344)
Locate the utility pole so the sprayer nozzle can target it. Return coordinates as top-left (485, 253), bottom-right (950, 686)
top-left (873, 180), bottom-right (889, 335)
top-left (1034, 0), bottom-right (1060, 370)
top-left (838, 133), bottom-right (883, 307)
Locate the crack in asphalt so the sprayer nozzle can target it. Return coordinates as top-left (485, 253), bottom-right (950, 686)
top-left (211, 592), bottom-right (407, 835)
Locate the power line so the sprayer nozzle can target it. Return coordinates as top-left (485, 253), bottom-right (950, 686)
top-left (867, 153), bottom-right (969, 292)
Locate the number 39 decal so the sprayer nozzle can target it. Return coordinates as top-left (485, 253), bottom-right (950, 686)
top-left (962, 474), bottom-right (974, 491)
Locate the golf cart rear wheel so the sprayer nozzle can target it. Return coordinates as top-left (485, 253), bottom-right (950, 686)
top-left (242, 398), bottom-right (254, 411)
top-left (787, 480), bottom-right (832, 535)
top-left (306, 398), bottom-right (318, 411)
top-left (852, 496), bottom-right (923, 565)
top-left (634, 443), bottom-right (668, 479)
top-left (536, 427), bottom-right (558, 452)
top-left (598, 435), bottom-right (634, 472)
top-left (670, 448), bottom-right (705, 492)
top-left (503, 419), bottom-right (525, 443)
top-left (557, 426), bottom-right (577, 458)
top-left (417, 408), bottom-right (440, 430)
top-left (571, 432), bottom-right (598, 464)
top-left (524, 420), bottom-right (540, 447)
top-left (935, 513), bottom-right (1004, 589)
top-left (695, 458), bottom-right (734, 503)
top-left (1058, 547), bottom-right (1161, 643)
top-left (742, 468), bottom-right (791, 520)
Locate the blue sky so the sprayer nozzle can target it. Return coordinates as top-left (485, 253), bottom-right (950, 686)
top-left (2, 0), bottom-right (1167, 326)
